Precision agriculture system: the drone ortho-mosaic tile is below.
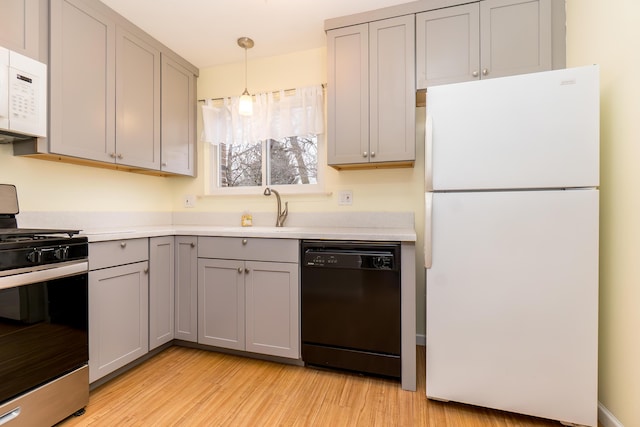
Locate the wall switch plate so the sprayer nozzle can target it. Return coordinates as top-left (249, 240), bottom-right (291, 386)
top-left (338, 190), bottom-right (353, 206)
top-left (184, 195), bottom-right (196, 208)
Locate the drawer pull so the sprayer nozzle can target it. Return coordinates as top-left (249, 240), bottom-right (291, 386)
top-left (242, 239), bottom-right (248, 245)
top-left (237, 267), bottom-right (243, 274)
top-left (245, 268), bottom-right (250, 274)
top-left (190, 242), bottom-right (195, 248)
top-left (120, 242), bottom-right (127, 248)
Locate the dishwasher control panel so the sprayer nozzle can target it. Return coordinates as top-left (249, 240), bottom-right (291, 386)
top-left (302, 246), bottom-right (398, 271)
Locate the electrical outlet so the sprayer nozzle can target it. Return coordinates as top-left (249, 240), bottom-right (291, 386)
top-left (338, 190), bottom-right (353, 206)
top-left (184, 195), bottom-right (195, 208)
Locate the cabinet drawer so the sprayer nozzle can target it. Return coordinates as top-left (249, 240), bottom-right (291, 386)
top-left (89, 238), bottom-right (149, 270)
top-left (198, 237), bottom-right (298, 263)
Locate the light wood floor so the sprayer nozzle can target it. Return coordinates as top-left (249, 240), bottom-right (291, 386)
top-left (58, 346), bottom-right (580, 426)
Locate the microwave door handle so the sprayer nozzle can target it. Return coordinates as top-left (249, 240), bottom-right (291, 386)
top-left (424, 193), bottom-right (433, 269)
top-left (425, 113), bottom-right (433, 192)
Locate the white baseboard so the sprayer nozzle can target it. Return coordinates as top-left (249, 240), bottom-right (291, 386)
top-left (599, 402), bottom-right (624, 427)
top-left (416, 334), bottom-right (425, 346)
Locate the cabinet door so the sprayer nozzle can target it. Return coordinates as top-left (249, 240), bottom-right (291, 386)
top-left (149, 237), bottom-right (174, 350)
top-left (175, 236), bottom-right (198, 342)
top-left (327, 24), bottom-right (369, 166)
top-left (416, 3), bottom-right (480, 88)
top-left (115, 26), bottom-right (161, 169)
top-left (369, 15), bottom-right (415, 163)
top-left (480, 0), bottom-right (552, 79)
top-left (245, 261), bottom-right (299, 359)
top-left (161, 54), bottom-right (196, 176)
top-left (89, 261), bottom-right (149, 383)
top-left (49, 0), bottom-right (116, 162)
top-left (198, 258), bottom-right (245, 350)
top-left (0, 0), bottom-right (41, 60)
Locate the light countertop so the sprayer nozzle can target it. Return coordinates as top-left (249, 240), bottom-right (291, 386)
top-left (82, 225), bottom-right (417, 243)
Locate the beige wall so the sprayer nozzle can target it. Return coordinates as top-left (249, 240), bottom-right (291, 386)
top-left (0, 144), bottom-right (173, 211)
top-left (566, 1), bottom-right (640, 426)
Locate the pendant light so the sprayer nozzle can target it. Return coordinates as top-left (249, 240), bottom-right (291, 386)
top-left (238, 37), bottom-right (254, 116)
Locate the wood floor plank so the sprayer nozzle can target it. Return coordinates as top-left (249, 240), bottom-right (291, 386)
top-left (57, 346), bottom-right (592, 426)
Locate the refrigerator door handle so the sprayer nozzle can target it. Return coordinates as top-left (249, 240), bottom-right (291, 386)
top-left (425, 113), bottom-right (433, 192)
top-left (424, 192), bottom-right (433, 269)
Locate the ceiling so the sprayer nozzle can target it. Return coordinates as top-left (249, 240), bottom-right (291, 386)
top-left (100, 0), bottom-right (412, 69)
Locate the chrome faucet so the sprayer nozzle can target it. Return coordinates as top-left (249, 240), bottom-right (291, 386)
top-left (263, 187), bottom-right (288, 227)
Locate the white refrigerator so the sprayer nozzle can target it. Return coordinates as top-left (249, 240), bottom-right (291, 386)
top-left (424, 65), bottom-right (599, 427)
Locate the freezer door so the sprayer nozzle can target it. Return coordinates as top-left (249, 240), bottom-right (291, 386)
top-left (426, 65), bottom-right (599, 191)
top-left (425, 189), bottom-right (598, 427)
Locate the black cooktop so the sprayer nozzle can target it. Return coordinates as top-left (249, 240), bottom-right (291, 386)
top-left (0, 228), bottom-right (81, 242)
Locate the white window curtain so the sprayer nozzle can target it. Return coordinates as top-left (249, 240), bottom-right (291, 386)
top-left (201, 84), bottom-right (324, 145)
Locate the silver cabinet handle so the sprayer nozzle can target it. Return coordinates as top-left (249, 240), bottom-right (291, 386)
top-left (237, 267), bottom-right (243, 274)
top-left (190, 242), bottom-right (195, 248)
top-left (109, 152), bottom-right (116, 158)
top-left (120, 242), bottom-right (127, 248)
top-left (244, 268), bottom-right (250, 274)
top-left (472, 70), bottom-right (479, 77)
top-left (242, 239), bottom-right (248, 245)
top-left (482, 68), bottom-right (489, 76)
top-left (117, 153), bottom-right (123, 159)
top-left (371, 152), bottom-right (375, 158)
top-left (144, 267), bottom-right (149, 274)
top-left (362, 152), bottom-right (368, 157)
top-left (162, 162), bottom-right (167, 167)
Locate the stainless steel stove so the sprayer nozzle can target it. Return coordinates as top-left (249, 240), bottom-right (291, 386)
top-left (0, 184), bottom-right (89, 426)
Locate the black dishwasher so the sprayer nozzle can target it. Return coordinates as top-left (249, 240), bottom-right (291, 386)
top-left (301, 240), bottom-right (401, 378)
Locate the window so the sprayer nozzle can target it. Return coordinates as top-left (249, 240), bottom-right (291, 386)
top-left (202, 85), bottom-right (324, 195)
top-left (212, 134), bottom-right (321, 193)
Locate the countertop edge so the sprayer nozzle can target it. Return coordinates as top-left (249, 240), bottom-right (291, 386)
top-left (81, 225), bottom-right (417, 243)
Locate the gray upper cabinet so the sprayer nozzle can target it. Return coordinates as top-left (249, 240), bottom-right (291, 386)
top-left (327, 15), bottom-right (415, 169)
top-left (116, 27), bottom-right (161, 170)
top-left (417, 0), bottom-right (553, 89)
top-left (36, 0), bottom-right (198, 176)
top-left (327, 24), bottom-right (368, 167)
top-left (49, 0), bottom-right (116, 162)
top-left (416, 3), bottom-right (480, 88)
top-left (50, 0), bottom-right (159, 169)
top-left (161, 54), bottom-right (196, 176)
top-left (480, 0), bottom-right (552, 79)
top-left (0, 0), bottom-right (43, 61)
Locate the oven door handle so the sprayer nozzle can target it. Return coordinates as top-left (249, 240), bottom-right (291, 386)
top-left (0, 407), bottom-right (21, 425)
top-left (0, 261), bottom-right (88, 290)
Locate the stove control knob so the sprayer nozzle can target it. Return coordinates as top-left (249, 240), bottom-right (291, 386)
top-left (54, 246), bottom-right (70, 260)
top-left (27, 249), bottom-right (43, 263)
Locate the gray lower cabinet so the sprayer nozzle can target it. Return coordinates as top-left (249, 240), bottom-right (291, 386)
top-left (174, 236), bottom-right (198, 342)
top-left (149, 236), bottom-right (175, 350)
top-left (88, 238), bottom-right (149, 383)
top-left (197, 237), bottom-right (300, 359)
top-left (327, 15), bottom-right (415, 168)
top-left (416, 0), bottom-right (554, 88)
top-left (0, 0), bottom-right (44, 61)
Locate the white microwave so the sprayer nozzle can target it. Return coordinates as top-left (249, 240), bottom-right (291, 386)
top-left (0, 46), bottom-right (47, 143)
